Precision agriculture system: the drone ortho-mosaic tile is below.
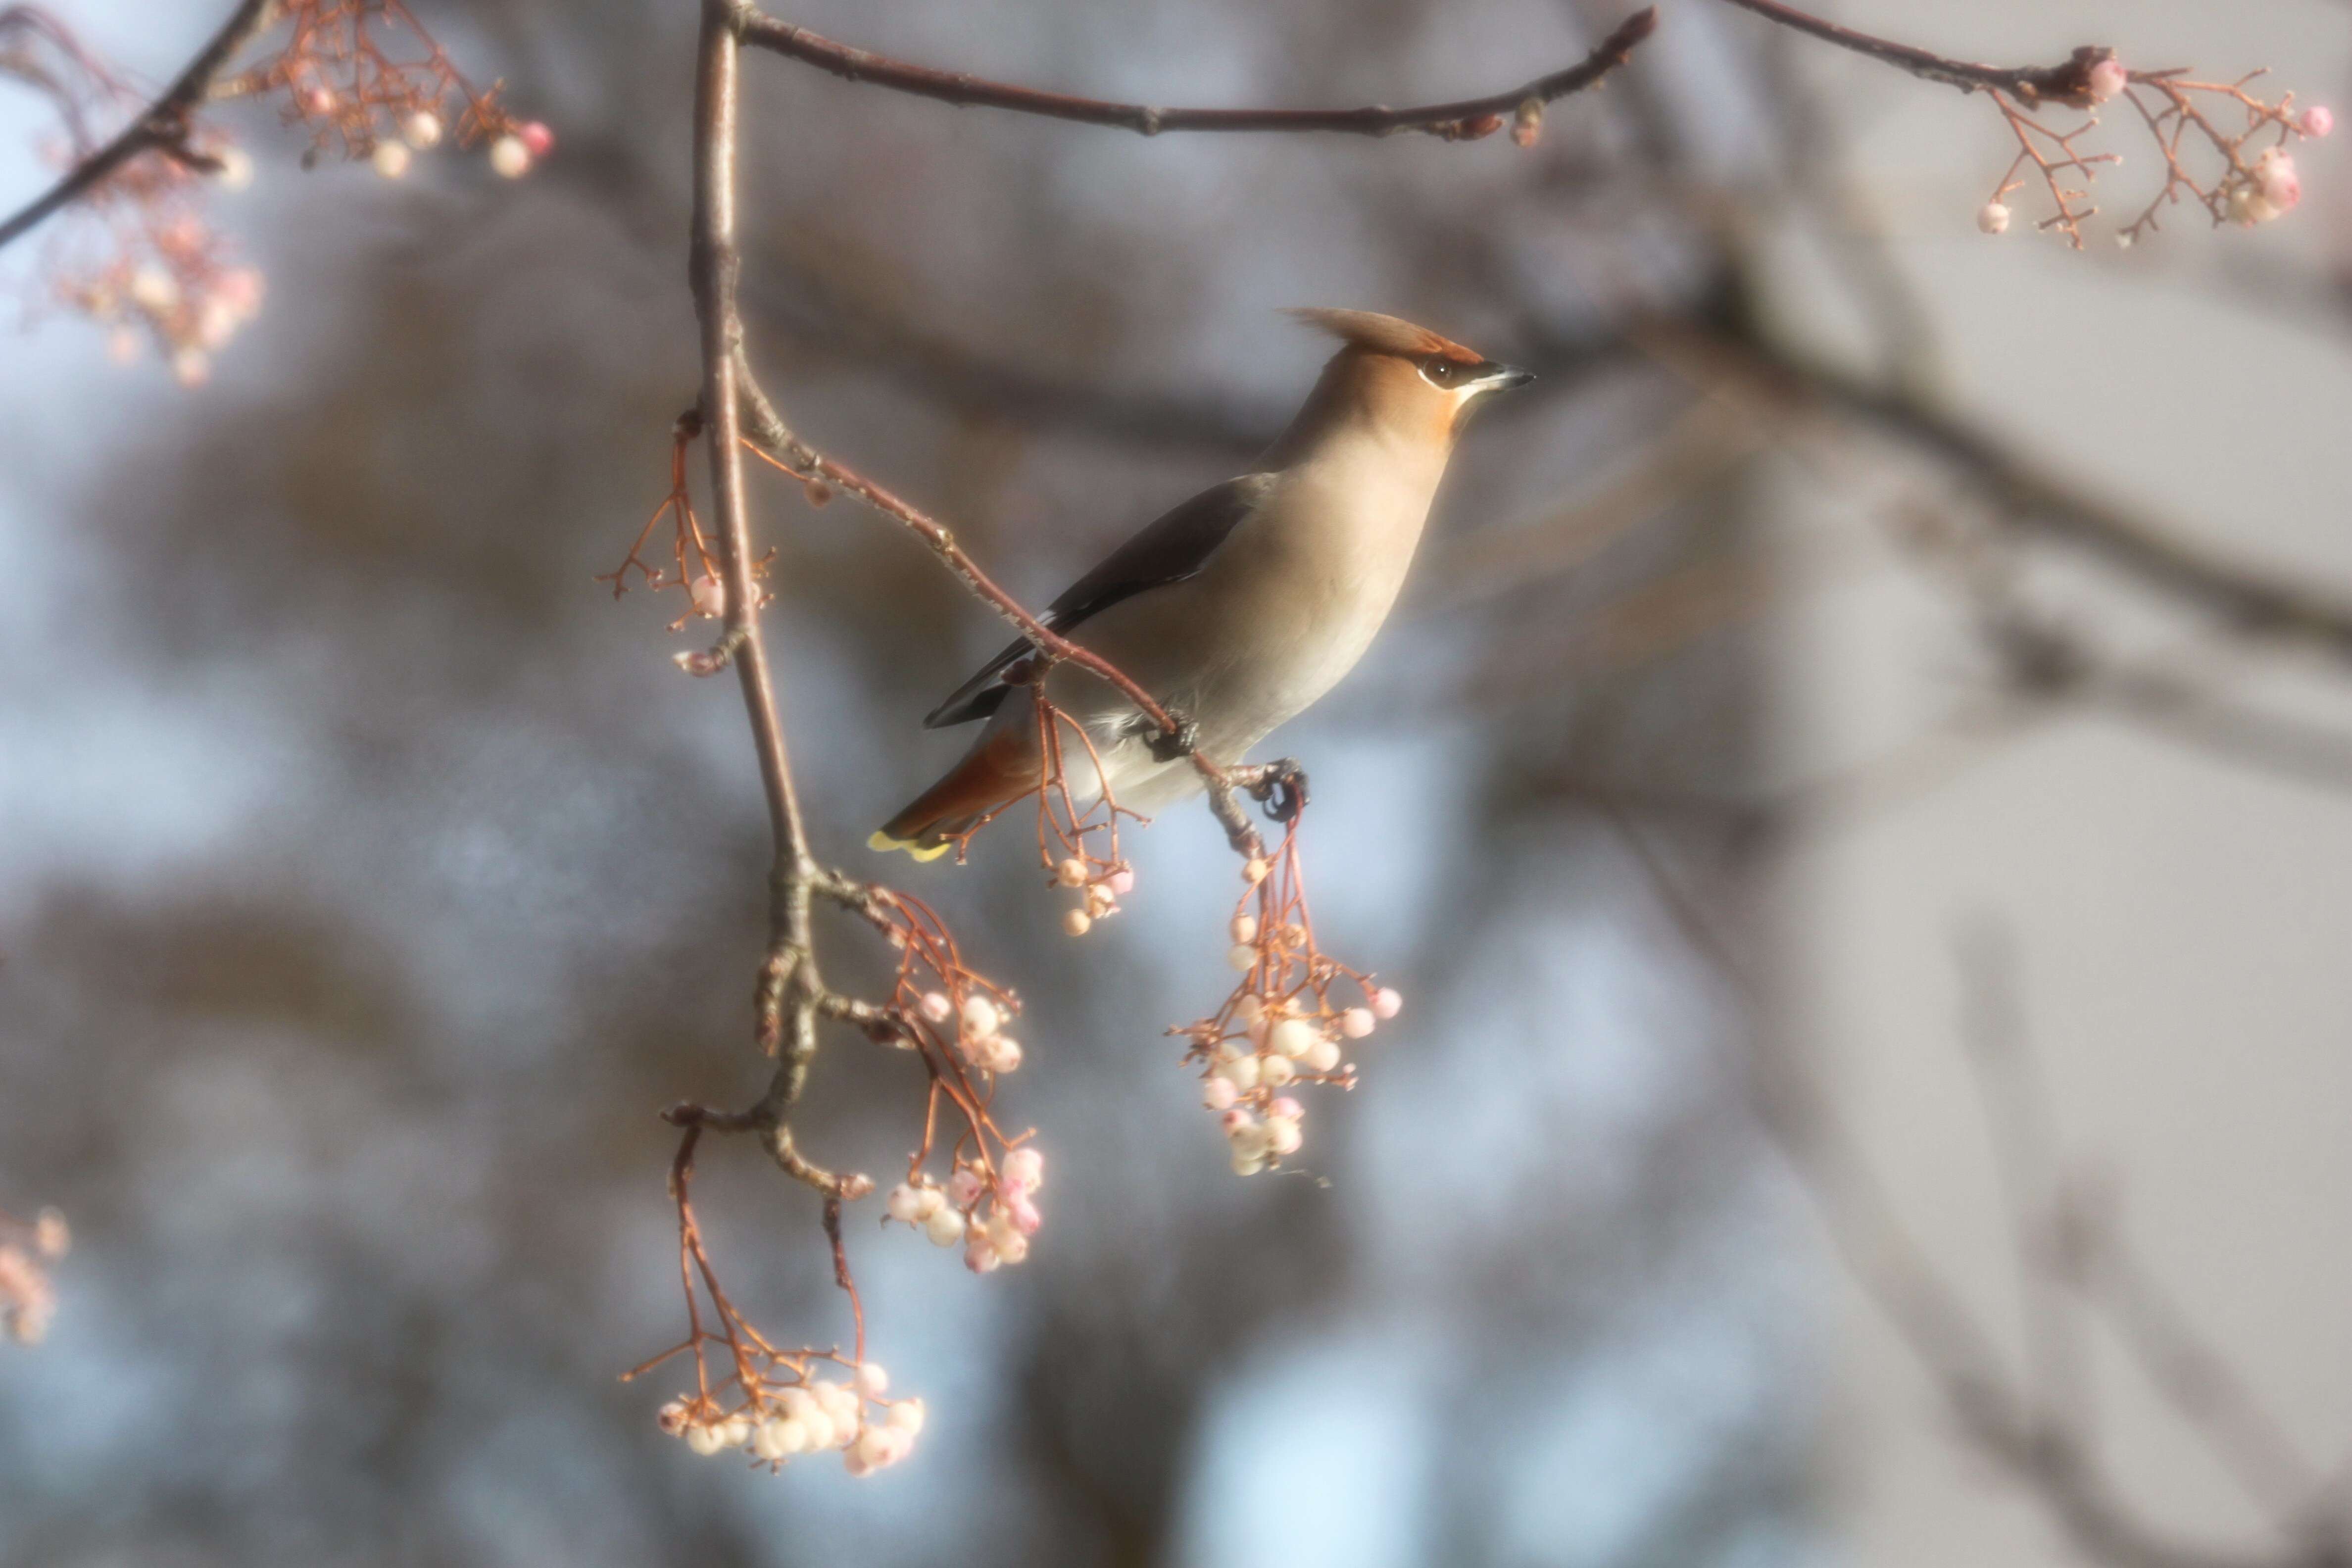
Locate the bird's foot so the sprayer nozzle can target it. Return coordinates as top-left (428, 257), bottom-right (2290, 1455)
top-left (1244, 759), bottom-right (1309, 824)
top-left (1146, 708), bottom-right (1201, 764)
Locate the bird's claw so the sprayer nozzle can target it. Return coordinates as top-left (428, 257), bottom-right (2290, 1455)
top-left (1147, 709), bottom-right (1200, 764)
top-left (1246, 760), bottom-right (1309, 824)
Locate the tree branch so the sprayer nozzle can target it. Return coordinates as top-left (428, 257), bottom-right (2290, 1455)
top-left (687, 0), bottom-right (862, 1199)
top-left (0, 0), bottom-right (274, 252)
top-left (739, 5), bottom-right (1655, 138)
top-left (1711, 0), bottom-right (2112, 106)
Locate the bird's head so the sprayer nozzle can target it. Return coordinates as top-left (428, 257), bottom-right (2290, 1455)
top-left (1284, 307), bottom-right (1536, 446)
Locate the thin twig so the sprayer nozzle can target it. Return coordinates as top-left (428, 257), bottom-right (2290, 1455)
top-left (0, 0), bottom-right (275, 251)
top-left (1712, 0), bottom-right (2110, 106)
top-left (740, 6), bottom-right (1655, 138)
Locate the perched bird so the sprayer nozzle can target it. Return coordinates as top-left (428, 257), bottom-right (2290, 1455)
top-left (870, 308), bottom-right (1535, 860)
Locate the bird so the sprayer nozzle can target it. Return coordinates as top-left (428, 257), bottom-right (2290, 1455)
top-left (869, 307), bottom-right (1535, 860)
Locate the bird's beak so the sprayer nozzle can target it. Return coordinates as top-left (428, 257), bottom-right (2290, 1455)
top-left (1485, 363), bottom-right (1538, 392)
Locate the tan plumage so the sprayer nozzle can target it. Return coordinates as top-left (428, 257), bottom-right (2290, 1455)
top-left (873, 308), bottom-right (1534, 857)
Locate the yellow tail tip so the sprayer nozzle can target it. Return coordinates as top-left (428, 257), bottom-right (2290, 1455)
top-left (868, 830), bottom-right (954, 862)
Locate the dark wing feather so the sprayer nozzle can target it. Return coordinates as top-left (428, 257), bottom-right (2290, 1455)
top-left (921, 473), bottom-right (1275, 729)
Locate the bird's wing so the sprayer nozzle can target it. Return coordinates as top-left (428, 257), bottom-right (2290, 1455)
top-left (922, 473), bottom-right (1277, 729)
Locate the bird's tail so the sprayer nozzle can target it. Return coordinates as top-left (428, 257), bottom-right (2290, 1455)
top-left (870, 720), bottom-right (1042, 861)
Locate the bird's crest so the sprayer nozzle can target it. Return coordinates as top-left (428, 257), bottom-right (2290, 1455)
top-left (1285, 307), bottom-right (1483, 366)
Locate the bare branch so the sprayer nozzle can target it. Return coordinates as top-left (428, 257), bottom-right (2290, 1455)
top-left (0, 0), bottom-right (273, 252)
top-left (739, 6), bottom-right (1655, 139)
top-left (1713, 0), bottom-right (2114, 106)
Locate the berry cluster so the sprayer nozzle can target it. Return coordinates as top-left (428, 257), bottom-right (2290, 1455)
top-left (240, 0), bottom-right (545, 179)
top-left (1970, 49), bottom-right (2334, 248)
top-left (659, 1362), bottom-right (924, 1475)
top-left (884, 1140), bottom-right (1045, 1273)
top-left (9, 0), bottom-right (549, 382)
top-left (1177, 828), bottom-right (1397, 1176)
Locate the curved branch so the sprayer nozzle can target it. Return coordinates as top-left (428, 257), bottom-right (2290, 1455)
top-left (739, 5), bottom-right (1655, 138)
top-left (0, 0), bottom-right (274, 252)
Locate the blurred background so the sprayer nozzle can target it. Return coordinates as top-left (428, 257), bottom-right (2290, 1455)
top-left (1, 0), bottom-right (2348, 1563)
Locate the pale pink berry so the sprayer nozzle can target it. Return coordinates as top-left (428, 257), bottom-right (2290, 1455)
top-left (1063, 909), bottom-right (1092, 937)
top-left (924, 1205), bottom-right (966, 1246)
top-left (987, 1036), bottom-right (1023, 1073)
top-left (1216, 1052), bottom-right (1261, 1092)
top-left (1084, 883), bottom-right (1115, 916)
top-left (2301, 105), bottom-right (2335, 139)
top-left (992, 1225), bottom-right (1030, 1265)
top-left (752, 1416), bottom-right (805, 1461)
top-left (685, 1421), bottom-right (726, 1456)
top-left (1107, 868), bottom-right (1135, 895)
top-left (518, 121), bottom-right (557, 159)
top-left (371, 141), bottom-right (412, 180)
top-left (1372, 986), bottom-right (1403, 1020)
top-left (799, 1408), bottom-right (836, 1451)
top-left (1230, 914), bottom-right (1259, 943)
top-left (128, 266), bottom-right (178, 313)
top-left (1339, 1007), bottom-right (1375, 1039)
top-left (1002, 1146), bottom-right (1044, 1190)
top-left (857, 1361), bottom-right (889, 1396)
top-left (657, 1398), bottom-right (691, 1434)
top-left (170, 348), bottom-right (210, 388)
top-left (1977, 201), bottom-right (2011, 236)
top-left (1055, 858), bottom-right (1087, 886)
top-left (1512, 97), bottom-right (1542, 148)
top-left (1270, 1097), bottom-right (1303, 1121)
top-left (885, 1183), bottom-right (925, 1224)
top-left (965, 1233), bottom-right (1001, 1273)
top-left (1269, 1117), bottom-right (1303, 1156)
top-left (1304, 1037), bottom-right (1342, 1073)
top-left (2086, 56), bottom-right (2128, 105)
top-left (1203, 1076), bottom-right (1238, 1111)
top-left (1232, 993), bottom-right (1266, 1027)
top-left (887, 1398), bottom-right (926, 1434)
top-left (1242, 858), bottom-right (1270, 884)
top-left (1269, 1018), bottom-right (1318, 1059)
top-left (489, 134), bottom-right (531, 178)
top-left (1221, 1108), bottom-right (1254, 1136)
top-left (1230, 1147), bottom-right (1268, 1176)
top-left (211, 146), bottom-right (254, 190)
top-left (919, 990), bottom-right (953, 1023)
top-left (2258, 148), bottom-right (2302, 211)
top-left (195, 298), bottom-right (238, 350)
top-left (214, 267), bottom-right (264, 320)
top-left (689, 573), bottom-right (726, 617)
top-left (1260, 1053), bottom-right (1297, 1086)
top-left (960, 995), bottom-right (1001, 1037)
top-left (403, 110), bottom-right (444, 149)
top-left (1006, 1194), bottom-right (1043, 1235)
top-left (1227, 944), bottom-right (1257, 972)
top-left (947, 1168), bottom-right (985, 1208)
top-left (301, 86), bottom-right (336, 116)
top-left (850, 1425), bottom-right (901, 1472)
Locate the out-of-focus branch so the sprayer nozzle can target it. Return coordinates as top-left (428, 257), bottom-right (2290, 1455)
top-left (1637, 319), bottom-right (2352, 668)
top-left (1712, 0), bottom-right (2112, 105)
top-left (0, 0), bottom-right (271, 251)
top-left (1606, 818), bottom-right (2346, 1568)
top-left (741, 7), bottom-right (1655, 139)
